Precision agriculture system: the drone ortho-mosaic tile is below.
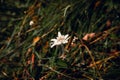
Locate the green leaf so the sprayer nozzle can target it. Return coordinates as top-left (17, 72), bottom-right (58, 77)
top-left (56, 59), bottom-right (68, 68)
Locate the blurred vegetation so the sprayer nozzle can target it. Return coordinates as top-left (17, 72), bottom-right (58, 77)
top-left (0, 0), bottom-right (120, 80)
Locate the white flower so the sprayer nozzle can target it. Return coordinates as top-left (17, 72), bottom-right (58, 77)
top-left (50, 32), bottom-right (70, 48)
top-left (29, 20), bottom-right (34, 26)
top-left (71, 36), bottom-right (78, 45)
top-left (72, 36), bottom-right (78, 43)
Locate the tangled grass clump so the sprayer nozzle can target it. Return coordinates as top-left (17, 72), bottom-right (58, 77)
top-left (0, 0), bottom-right (120, 80)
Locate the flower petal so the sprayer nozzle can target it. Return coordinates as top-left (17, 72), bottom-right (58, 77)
top-left (62, 40), bottom-right (68, 44)
top-left (65, 36), bottom-right (70, 41)
top-left (55, 41), bottom-right (62, 45)
top-left (51, 39), bottom-right (57, 42)
top-left (65, 34), bottom-right (69, 39)
top-left (50, 43), bottom-right (55, 48)
top-left (58, 32), bottom-right (61, 37)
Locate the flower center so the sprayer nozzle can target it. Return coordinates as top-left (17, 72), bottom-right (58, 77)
top-left (57, 36), bottom-right (65, 42)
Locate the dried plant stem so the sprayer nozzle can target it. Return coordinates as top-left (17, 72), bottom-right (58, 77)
top-left (82, 74), bottom-right (94, 80)
top-left (83, 44), bottom-right (102, 79)
top-left (41, 24), bottom-right (58, 38)
top-left (40, 64), bottom-right (76, 80)
top-left (90, 26), bottom-right (120, 44)
top-left (89, 51), bottom-right (120, 68)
